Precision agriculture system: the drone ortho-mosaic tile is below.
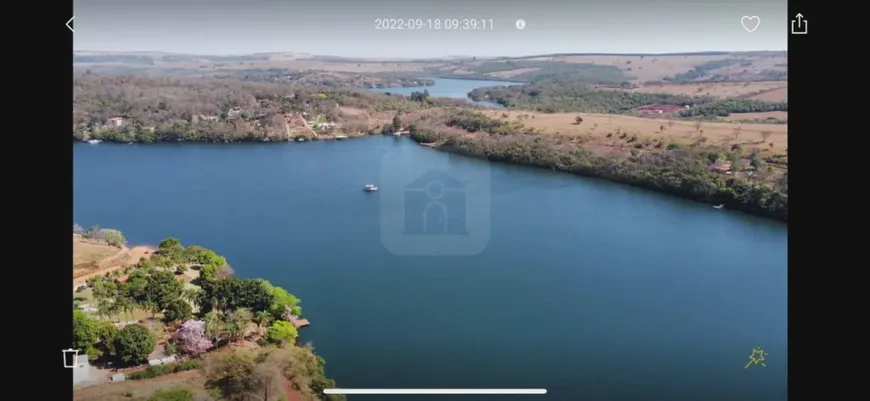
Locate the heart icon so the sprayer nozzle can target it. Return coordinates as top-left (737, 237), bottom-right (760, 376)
top-left (741, 16), bottom-right (760, 32)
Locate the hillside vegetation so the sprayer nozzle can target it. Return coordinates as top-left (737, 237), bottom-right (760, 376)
top-left (73, 74), bottom-right (463, 143)
top-left (469, 83), bottom-right (787, 117)
top-left (407, 110), bottom-right (787, 221)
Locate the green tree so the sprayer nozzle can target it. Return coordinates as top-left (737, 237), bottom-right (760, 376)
top-left (113, 324), bottom-right (156, 365)
top-left (158, 237), bottom-right (184, 261)
top-left (225, 308), bottom-right (253, 343)
top-left (182, 287), bottom-right (204, 309)
top-left (749, 152), bottom-right (762, 170)
top-left (392, 113), bottom-right (403, 131)
top-left (265, 321), bottom-right (298, 344)
top-left (254, 311), bottom-right (273, 332)
top-left (726, 152), bottom-right (741, 168)
top-left (143, 268), bottom-right (185, 313)
top-left (204, 310), bottom-right (229, 345)
top-left (158, 237), bottom-right (181, 251)
top-left (200, 277), bottom-right (272, 313)
top-left (73, 309), bottom-right (117, 358)
top-left (92, 279), bottom-right (120, 321)
top-left (163, 299), bottom-right (193, 323)
top-left (262, 281), bottom-right (302, 319)
top-left (99, 229), bottom-right (127, 247)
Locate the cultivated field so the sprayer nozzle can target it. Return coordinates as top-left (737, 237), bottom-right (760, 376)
top-left (485, 110), bottom-right (788, 156)
top-left (622, 81), bottom-right (788, 100)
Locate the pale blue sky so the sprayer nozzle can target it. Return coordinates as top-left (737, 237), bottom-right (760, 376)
top-left (74, 0), bottom-right (788, 58)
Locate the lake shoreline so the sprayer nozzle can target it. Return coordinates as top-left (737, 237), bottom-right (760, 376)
top-left (412, 137), bottom-right (787, 223)
top-left (75, 134), bottom-right (787, 223)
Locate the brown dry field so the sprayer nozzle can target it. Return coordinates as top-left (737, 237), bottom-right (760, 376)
top-left (73, 237), bottom-right (120, 268)
top-left (486, 110), bottom-right (788, 156)
top-left (748, 87), bottom-right (788, 102)
top-left (624, 81), bottom-right (787, 99)
top-left (73, 371), bottom-right (207, 401)
top-left (87, 58), bottom-right (443, 74)
top-left (73, 235), bottom-right (155, 284)
top-left (723, 111), bottom-right (788, 121)
top-left (520, 54), bottom-right (786, 82)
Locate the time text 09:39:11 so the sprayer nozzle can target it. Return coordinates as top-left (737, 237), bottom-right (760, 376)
top-left (375, 19), bottom-right (495, 30)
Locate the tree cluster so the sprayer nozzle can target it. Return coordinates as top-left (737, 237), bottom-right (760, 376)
top-left (203, 346), bottom-right (345, 401)
top-left (679, 99), bottom-right (787, 117)
top-left (73, 224), bottom-right (127, 247)
top-left (73, 309), bottom-right (156, 365)
top-left (468, 83), bottom-right (712, 114)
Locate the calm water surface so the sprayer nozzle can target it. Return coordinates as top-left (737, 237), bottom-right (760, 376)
top-left (367, 77), bottom-right (518, 108)
top-left (73, 138), bottom-right (787, 401)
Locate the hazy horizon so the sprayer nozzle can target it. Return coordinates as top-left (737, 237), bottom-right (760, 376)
top-left (74, 0), bottom-right (788, 58)
top-left (73, 49), bottom-right (787, 59)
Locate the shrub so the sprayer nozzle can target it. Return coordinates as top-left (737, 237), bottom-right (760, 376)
top-left (147, 388), bottom-right (194, 401)
top-left (129, 360), bottom-right (201, 380)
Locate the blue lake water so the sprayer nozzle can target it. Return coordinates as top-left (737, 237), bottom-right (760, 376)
top-left (367, 77), bottom-right (518, 108)
top-left (73, 138), bottom-right (787, 401)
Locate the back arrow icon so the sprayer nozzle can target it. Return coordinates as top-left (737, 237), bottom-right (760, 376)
top-left (66, 16), bottom-right (74, 33)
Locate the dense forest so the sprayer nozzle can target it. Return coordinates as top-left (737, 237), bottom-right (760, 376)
top-left (468, 83), bottom-right (787, 117)
top-left (679, 99), bottom-right (787, 117)
top-left (408, 110), bottom-right (787, 221)
top-left (73, 74), bottom-right (463, 143)
top-left (468, 83), bottom-right (710, 113)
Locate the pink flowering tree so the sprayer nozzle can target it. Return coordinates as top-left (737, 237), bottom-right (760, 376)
top-left (177, 320), bottom-right (213, 355)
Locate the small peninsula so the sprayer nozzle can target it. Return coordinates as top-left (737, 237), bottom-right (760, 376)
top-left (73, 228), bottom-right (343, 401)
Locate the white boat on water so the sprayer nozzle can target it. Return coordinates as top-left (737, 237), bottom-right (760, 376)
top-left (87, 139), bottom-right (102, 144)
top-left (335, 135), bottom-right (348, 140)
top-left (713, 204), bottom-right (724, 209)
top-left (363, 184), bottom-right (378, 192)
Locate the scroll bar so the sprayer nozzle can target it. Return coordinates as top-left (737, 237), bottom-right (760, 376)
top-left (324, 389), bottom-right (547, 395)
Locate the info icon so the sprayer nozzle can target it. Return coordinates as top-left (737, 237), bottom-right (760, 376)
top-left (379, 147), bottom-right (490, 256)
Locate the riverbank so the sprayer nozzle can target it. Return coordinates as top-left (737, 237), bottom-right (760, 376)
top-left (407, 112), bottom-right (786, 222)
